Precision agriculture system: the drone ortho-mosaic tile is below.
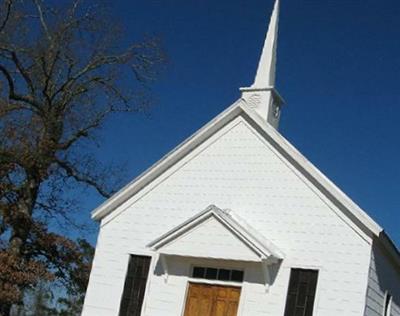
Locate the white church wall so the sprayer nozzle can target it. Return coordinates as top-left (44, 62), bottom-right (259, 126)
top-left (364, 241), bottom-right (400, 316)
top-left (83, 115), bottom-right (373, 316)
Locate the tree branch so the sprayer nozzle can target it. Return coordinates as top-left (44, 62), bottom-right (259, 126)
top-left (33, 0), bottom-right (52, 41)
top-left (0, 64), bottom-right (41, 110)
top-left (40, 54), bottom-right (59, 105)
top-left (52, 53), bottom-right (131, 102)
top-left (57, 107), bottom-right (111, 150)
top-left (0, 102), bottom-right (31, 117)
top-left (55, 159), bottom-right (111, 198)
top-left (0, 0), bottom-right (12, 34)
top-left (11, 51), bottom-right (35, 96)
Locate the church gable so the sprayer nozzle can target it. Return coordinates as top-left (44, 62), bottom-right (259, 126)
top-left (94, 101), bottom-right (382, 243)
top-left (102, 114), bottom-right (372, 257)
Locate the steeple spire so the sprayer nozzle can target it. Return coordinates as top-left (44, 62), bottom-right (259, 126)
top-left (240, 0), bottom-right (284, 129)
top-left (253, 0), bottom-right (279, 88)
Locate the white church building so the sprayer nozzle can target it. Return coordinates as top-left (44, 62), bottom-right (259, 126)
top-left (82, 1), bottom-right (400, 315)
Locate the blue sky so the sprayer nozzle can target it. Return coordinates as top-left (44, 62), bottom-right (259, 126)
top-left (82, 0), bottom-right (400, 247)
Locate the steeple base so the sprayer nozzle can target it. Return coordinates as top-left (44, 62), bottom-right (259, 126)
top-left (240, 86), bottom-right (284, 129)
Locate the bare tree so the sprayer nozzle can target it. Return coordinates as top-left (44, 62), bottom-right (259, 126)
top-left (0, 0), bottom-right (165, 314)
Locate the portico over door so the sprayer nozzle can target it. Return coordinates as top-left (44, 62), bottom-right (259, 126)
top-left (183, 283), bottom-right (241, 316)
top-left (147, 205), bottom-right (285, 291)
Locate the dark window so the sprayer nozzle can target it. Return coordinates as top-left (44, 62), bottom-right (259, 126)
top-left (384, 292), bottom-right (392, 316)
top-left (193, 267), bottom-right (205, 279)
top-left (191, 266), bottom-right (244, 283)
top-left (205, 268), bottom-right (218, 280)
top-left (284, 269), bottom-right (319, 316)
top-left (218, 269), bottom-right (231, 281)
top-left (119, 255), bottom-right (151, 316)
top-left (231, 270), bottom-right (244, 282)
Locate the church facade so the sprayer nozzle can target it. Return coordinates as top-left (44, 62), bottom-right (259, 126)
top-left (82, 1), bottom-right (400, 315)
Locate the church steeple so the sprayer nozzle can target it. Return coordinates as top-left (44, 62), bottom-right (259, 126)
top-left (240, 0), bottom-right (284, 129)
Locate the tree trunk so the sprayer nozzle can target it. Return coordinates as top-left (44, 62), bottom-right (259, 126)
top-left (8, 178), bottom-right (38, 256)
top-left (9, 207), bottom-right (32, 257)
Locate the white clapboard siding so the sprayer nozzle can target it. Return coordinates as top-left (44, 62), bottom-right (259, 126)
top-left (83, 116), bottom-right (373, 316)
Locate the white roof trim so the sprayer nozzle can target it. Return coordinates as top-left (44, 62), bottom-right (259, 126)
top-left (91, 97), bottom-right (399, 257)
top-left (147, 205), bottom-right (285, 262)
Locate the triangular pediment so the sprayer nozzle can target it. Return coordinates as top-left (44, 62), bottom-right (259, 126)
top-left (147, 205), bottom-right (284, 262)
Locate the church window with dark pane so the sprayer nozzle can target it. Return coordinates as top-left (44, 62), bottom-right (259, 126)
top-left (119, 255), bottom-right (151, 316)
top-left (284, 269), bottom-right (319, 316)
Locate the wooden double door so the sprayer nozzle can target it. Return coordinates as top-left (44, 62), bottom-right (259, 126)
top-left (183, 283), bottom-right (241, 316)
